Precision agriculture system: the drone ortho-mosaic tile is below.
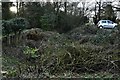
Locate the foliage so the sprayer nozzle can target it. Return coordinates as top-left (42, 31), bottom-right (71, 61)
top-left (2, 18), bottom-right (29, 45)
top-left (2, 2), bottom-right (13, 20)
top-left (56, 13), bottom-right (73, 33)
top-left (81, 25), bottom-right (98, 34)
top-left (23, 46), bottom-right (39, 58)
top-left (2, 27), bottom-right (120, 78)
top-left (68, 25), bottom-right (98, 41)
top-left (93, 4), bottom-right (117, 24)
top-left (2, 17), bottom-right (29, 36)
top-left (24, 2), bottom-right (44, 28)
top-left (40, 13), bottom-right (57, 31)
top-left (2, 1), bottom-right (120, 78)
top-left (2, 20), bottom-right (12, 36)
top-left (101, 4), bottom-right (116, 22)
top-left (90, 29), bottom-right (118, 45)
top-left (9, 17), bottom-right (29, 34)
top-left (56, 13), bottom-right (89, 33)
top-left (17, 2), bottom-right (89, 33)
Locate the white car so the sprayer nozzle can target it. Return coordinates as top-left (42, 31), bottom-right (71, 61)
top-left (97, 20), bottom-right (118, 28)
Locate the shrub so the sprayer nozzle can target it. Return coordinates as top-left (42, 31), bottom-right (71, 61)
top-left (82, 25), bottom-right (98, 34)
top-left (118, 24), bottom-right (120, 33)
top-left (2, 20), bottom-right (12, 36)
top-left (10, 17), bottom-right (29, 34)
top-left (40, 13), bottom-right (57, 31)
top-left (90, 29), bottom-right (118, 45)
top-left (2, 18), bottom-right (29, 35)
top-left (23, 46), bottom-right (39, 59)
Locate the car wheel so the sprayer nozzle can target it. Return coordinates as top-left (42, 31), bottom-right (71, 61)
top-left (114, 26), bottom-right (117, 29)
top-left (99, 25), bottom-right (103, 29)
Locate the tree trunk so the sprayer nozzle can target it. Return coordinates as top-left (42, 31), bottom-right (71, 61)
top-left (64, 2), bottom-right (67, 14)
top-left (98, 1), bottom-right (101, 20)
top-left (16, 0), bottom-right (19, 17)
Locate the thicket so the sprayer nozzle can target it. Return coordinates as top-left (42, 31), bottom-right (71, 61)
top-left (2, 27), bottom-right (120, 78)
top-left (2, 17), bottom-right (29, 36)
top-left (2, 17), bottom-right (29, 45)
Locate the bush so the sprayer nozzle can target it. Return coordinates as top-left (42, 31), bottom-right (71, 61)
top-left (3, 28), bottom-right (120, 77)
top-left (10, 17), bottom-right (29, 34)
top-left (82, 25), bottom-right (98, 34)
top-left (118, 24), bottom-right (120, 33)
top-left (2, 20), bottom-right (12, 36)
top-left (90, 29), bottom-right (118, 45)
top-left (2, 17), bottom-right (29, 36)
top-left (40, 13), bottom-right (57, 31)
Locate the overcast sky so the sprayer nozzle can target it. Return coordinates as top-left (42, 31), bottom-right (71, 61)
top-left (0, 0), bottom-right (116, 3)
top-left (0, 0), bottom-right (118, 7)
top-left (7, 0), bottom-right (119, 7)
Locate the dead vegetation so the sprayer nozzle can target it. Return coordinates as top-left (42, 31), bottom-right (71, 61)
top-left (2, 26), bottom-right (120, 78)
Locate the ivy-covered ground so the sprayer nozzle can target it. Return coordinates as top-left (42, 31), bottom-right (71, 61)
top-left (2, 25), bottom-right (120, 78)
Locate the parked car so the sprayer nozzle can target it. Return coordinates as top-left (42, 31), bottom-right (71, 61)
top-left (97, 20), bottom-right (118, 28)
